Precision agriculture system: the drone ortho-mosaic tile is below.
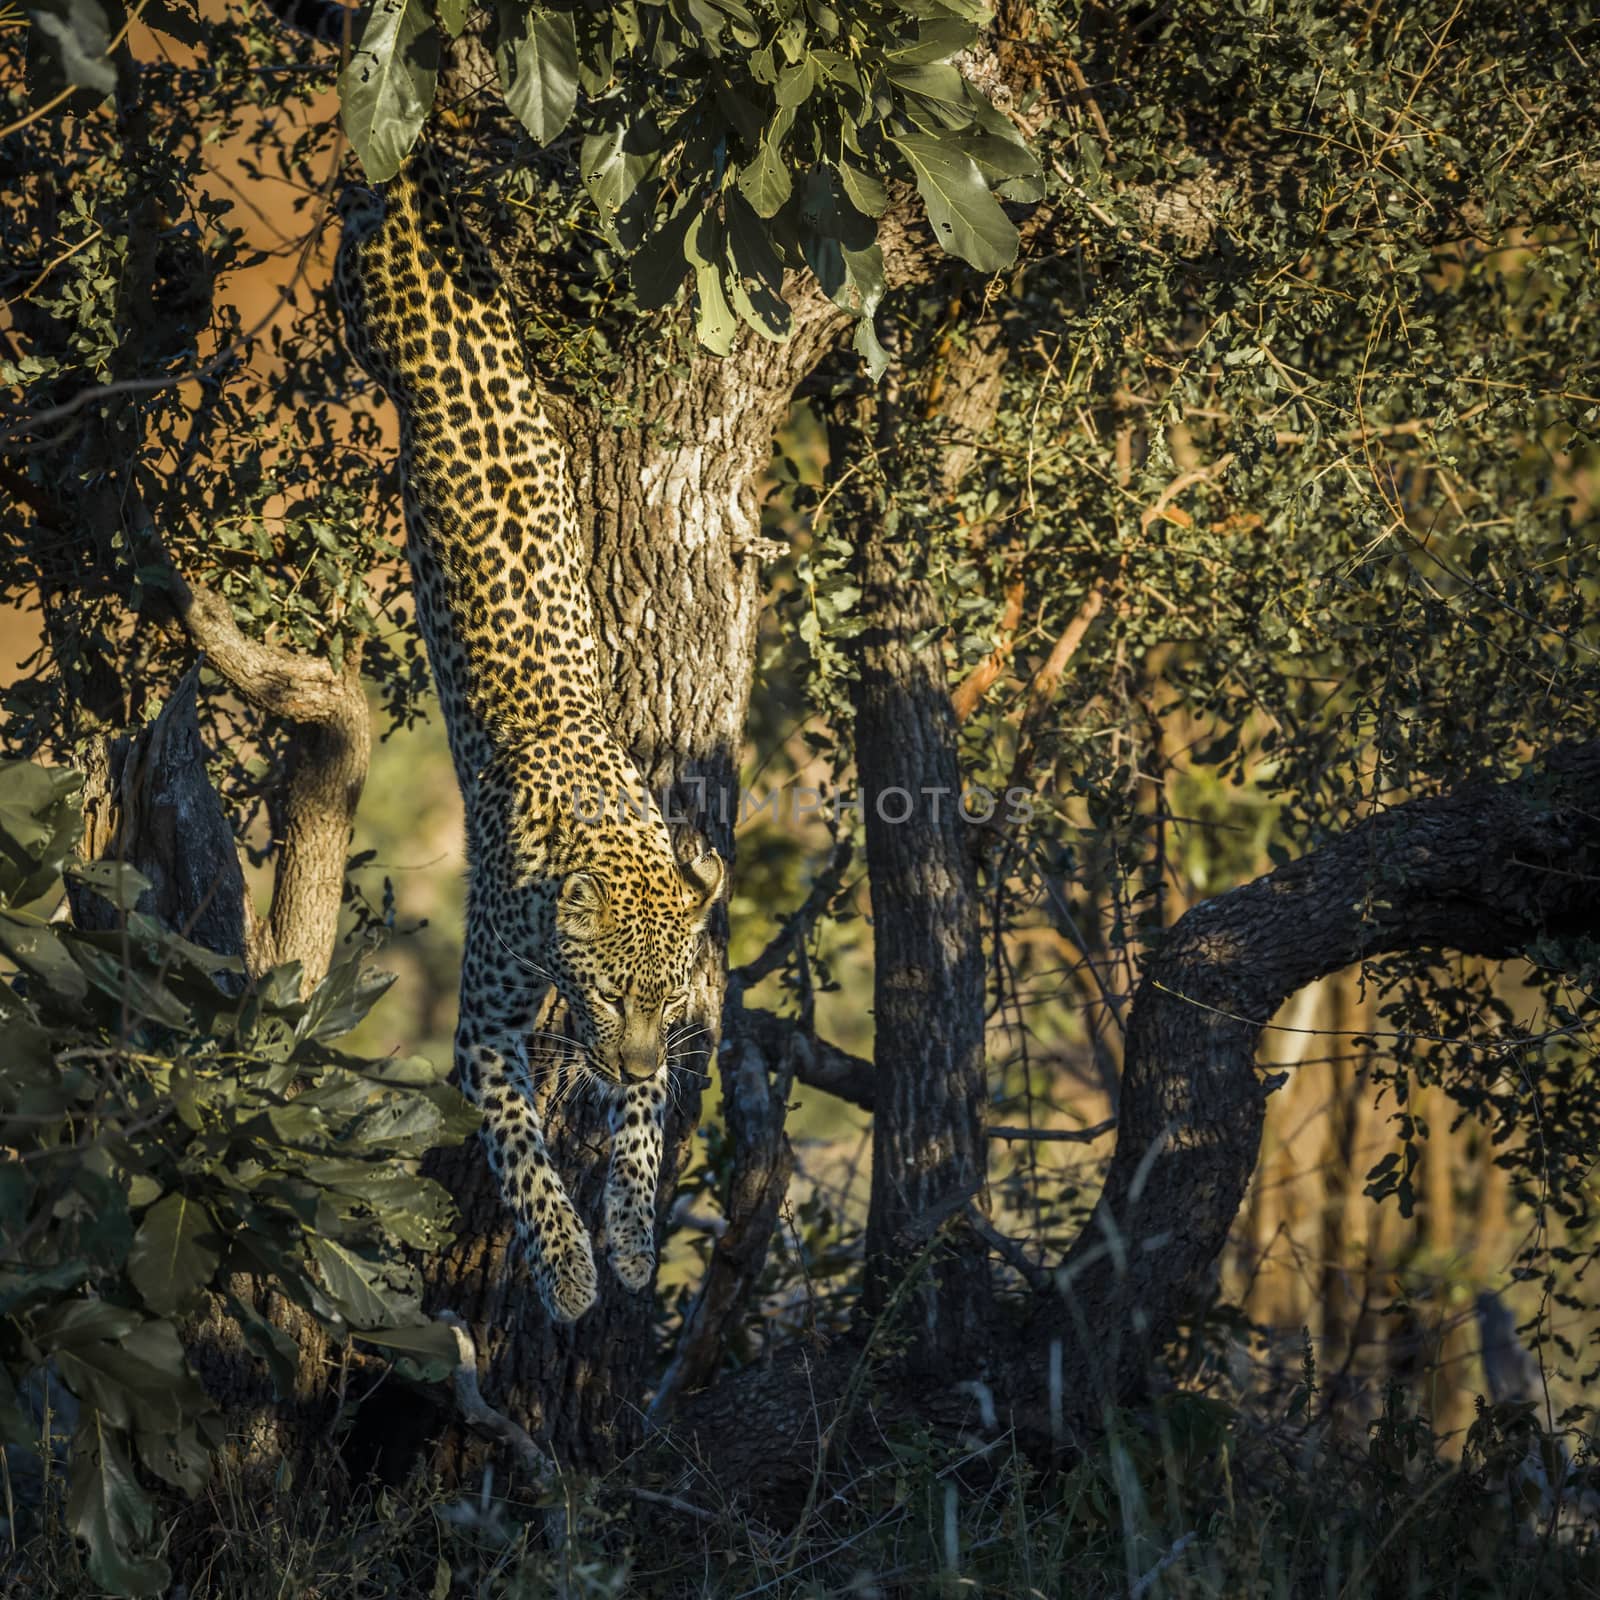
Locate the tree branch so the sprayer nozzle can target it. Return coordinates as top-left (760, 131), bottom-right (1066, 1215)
top-left (1009, 738), bottom-right (1600, 1447)
top-left (733, 1006), bottom-right (876, 1110)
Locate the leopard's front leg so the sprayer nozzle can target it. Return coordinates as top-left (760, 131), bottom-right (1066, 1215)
top-left (458, 1019), bottom-right (598, 1323)
top-left (603, 1070), bottom-right (667, 1292)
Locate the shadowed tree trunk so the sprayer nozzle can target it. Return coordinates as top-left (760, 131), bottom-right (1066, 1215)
top-left (828, 374), bottom-right (991, 1362)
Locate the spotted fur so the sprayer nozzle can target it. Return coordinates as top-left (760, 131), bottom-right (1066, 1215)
top-left (334, 149), bottom-right (724, 1323)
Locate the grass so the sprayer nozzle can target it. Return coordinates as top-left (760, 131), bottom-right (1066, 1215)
top-left (9, 1364), bottom-right (1600, 1599)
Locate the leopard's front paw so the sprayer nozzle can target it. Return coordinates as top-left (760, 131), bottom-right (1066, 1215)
top-left (607, 1234), bottom-right (656, 1293)
top-left (527, 1225), bottom-right (598, 1323)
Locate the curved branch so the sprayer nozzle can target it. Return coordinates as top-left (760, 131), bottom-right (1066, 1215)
top-left (1014, 739), bottom-right (1600, 1444)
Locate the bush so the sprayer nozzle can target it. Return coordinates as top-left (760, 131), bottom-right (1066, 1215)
top-left (0, 761), bottom-right (475, 1595)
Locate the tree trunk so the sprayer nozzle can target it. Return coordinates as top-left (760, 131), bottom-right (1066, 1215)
top-left (830, 380), bottom-right (992, 1361)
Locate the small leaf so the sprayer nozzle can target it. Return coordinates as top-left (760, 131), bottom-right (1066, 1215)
top-left (837, 160), bottom-right (888, 218)
top-left (892, 132), bottom-right (1018, 273)
top-left (737, 139), bottom-right (792, 219)
top-left (494, 3), bottom-right (579, 145)
top-left (338, 0), bottom-right (440, 182)
top-left (127, 1193), bottom-right (220, 1316)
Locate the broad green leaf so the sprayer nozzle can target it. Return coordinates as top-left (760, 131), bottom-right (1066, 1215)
top-left (0, 760), bottom-right (84, 907)
top-left (223, 1291), bottom-right (299, 1400)
top-left (127, 1193), bottom-right (220, 1316)
top-left (958, 132), bottom-right (1042, 182)
top-left (884, 15), bottom-right (976, 62)
top-left (581, 113), bottom-right (662, 250)
top-left (725, 192), bottom-right (791, 343)
top-left (339, 0), bottom-right (438, 182)
top-left (135, 1416), bottom-right (216, 1495)
top-left (308, 1235), bottom-right (405, 1327)
top-left (0, 1261), bottom-right (88, 1318)
top-left (68, 1412), bottom-right (169, 1597)
top-left (0, 912), bottom-right (89, 1002)
top-left (774, 57), bottom-right (816, 109)
top-left (65, 859), bottom-right (151, 913)
top-left (886, 61), bottom-right (967, 106)
top-left (837, 160), bottom-right (888, 217)
top-left (891, 132), bottom-right (1018, 272)
top-left (689, 212), bottom-right (738, 356)
top-left (853, 314), bottom-right (891, 382)
top-left (435, 0), bottom-right (468, 36)
top-left (295, 958), bottom-right (396, 1044)
top-left (352, 1318), bottom-right (459, 1381)
top-left (737, 139), bottom-right (792, 219)
top-left (52, 1317), bottom-right (203, 1435)
top-left (71, 942), bottom-right (190, 1027)
top-left (494, 4), bottom-right (579, 145)
top-left (629, 198), bottom-right (698, 309)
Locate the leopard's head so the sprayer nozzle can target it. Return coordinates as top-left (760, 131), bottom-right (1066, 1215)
top-left (544, 834), bottom-right (726, 1085)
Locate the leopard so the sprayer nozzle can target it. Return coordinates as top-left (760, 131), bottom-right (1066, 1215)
top-left (333, 146), bottom-right (724, 1324)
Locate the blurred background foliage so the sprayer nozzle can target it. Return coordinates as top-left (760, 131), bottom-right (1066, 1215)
top-left (4, 0), bottom-right (1600, 1591)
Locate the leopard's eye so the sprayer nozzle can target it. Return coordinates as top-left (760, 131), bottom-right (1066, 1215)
top-left (663, 989), bottom-right (690, 1017)
top-left (594, 989), bottom-right (624, 1010)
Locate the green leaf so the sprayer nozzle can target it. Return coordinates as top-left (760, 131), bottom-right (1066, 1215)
top-left (837, 160), bottom-right (888, 218)
top-left (0, 912), bottom-right (89, 1002)
top-left (65, 859), bottom-right (152, 913)
top-left (0, 1261), bottom-right (89, 1318)
top-left (891, 132), bottom-right (1018, 272)
top-left (886, 61), bottom-right (967, 106)
top-left (338, 0), bottom-right (440, 183)
top-left (581, 112), bottom-right (662, 250)
top-left (629, 197), bottom-right (698, 310)
top-left (352, 1318), bottom-right (459, 1382)
top-left (296, 958), bottom-right (396, 1044)
top-left (71, 942), bottom-right (190, 1028)
top-left (854, 313), bottom-right (890, 382)
top-left (494, 4), bottom-right (579, 145)
top-left (127, 1193), bottom-right (220, 1316)
top-left (223, 1292), bottom-right (300, 1400)
top-left (68, 1412), bottom-right (169, 1597)
top-left (725, 193), bottom-right (791, 343)
top-left (51, 1315), bottom-right (204, 1435)
top-left (737, 139), bottom-right (792, 219)
top-left (0, 760), bottom-right (84, 907)
top-left (308, 1235), bottom-right (405, 1327)
top-left (689, 212), bottom-right (738, 356)
top-left (435, 0), bottom-right (468, 36)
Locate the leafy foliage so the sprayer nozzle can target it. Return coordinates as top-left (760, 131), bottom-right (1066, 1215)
top-left (0, 762), bottom-right (474, 1596)
top-left (335, 0), bottom-right (1039, 350)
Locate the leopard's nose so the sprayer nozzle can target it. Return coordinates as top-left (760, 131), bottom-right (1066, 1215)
top-left (620, 1046), bottom-right (658, 1084)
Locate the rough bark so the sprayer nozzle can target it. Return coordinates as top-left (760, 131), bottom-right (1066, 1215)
top-left (832, 377), bottom-right (992, 1357)
top-left (70, 666), bottom-right (251, 969)
top-left (675, 741), bottom-right (1600, 1504)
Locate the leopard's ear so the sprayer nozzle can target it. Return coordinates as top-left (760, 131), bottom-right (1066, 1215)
top-left (559, 871), bottom-right (611, 941)
top-left (681, 851), bottom-right (726, 924)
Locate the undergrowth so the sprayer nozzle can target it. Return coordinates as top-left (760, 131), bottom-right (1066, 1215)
top-left (9, 1365), bottom-right (1599, 1599)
